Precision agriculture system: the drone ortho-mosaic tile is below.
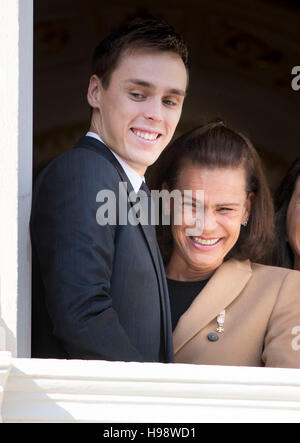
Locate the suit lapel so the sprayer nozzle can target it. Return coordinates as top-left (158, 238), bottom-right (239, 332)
top-left (128, 183), bottom-right (172, 359)
top-left (77, 136), bottom-right (163, 270)
top-left (77, 137), bottom-right (162, 273)
top-left (173, 259), bottom-right (253, 354)
top-left (75, 136), bottom-right (171, 357)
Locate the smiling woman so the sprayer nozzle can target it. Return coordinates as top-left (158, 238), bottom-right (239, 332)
top-left (168, 165), bottom-right (252, 281)
top-left (149, 121), bottom-right (274, 267)
top-left (148, 121), bottom-right (300, 368)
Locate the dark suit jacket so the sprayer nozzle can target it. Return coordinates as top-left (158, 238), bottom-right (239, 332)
top-left (30, 136), bottom-right (174, 362)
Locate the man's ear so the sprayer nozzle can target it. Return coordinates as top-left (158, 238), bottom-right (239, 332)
top-left (87, 75), bottom-right (102, 109)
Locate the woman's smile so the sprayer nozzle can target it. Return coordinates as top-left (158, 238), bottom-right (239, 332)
top-left (188, 236), bottom-right (223, 249)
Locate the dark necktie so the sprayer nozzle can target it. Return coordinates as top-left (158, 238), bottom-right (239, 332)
top-left (138, 181), bottom-right (156, 236)
top-left (139, 181), bottom-right (150, 196)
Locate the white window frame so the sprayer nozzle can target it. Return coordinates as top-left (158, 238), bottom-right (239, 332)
top-left (0, 0), bottom-right (33, 357)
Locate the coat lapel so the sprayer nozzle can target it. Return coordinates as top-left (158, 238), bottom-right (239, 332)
top-left (77, 136), bottom-right (162, 279)
top-left (173, 259), bottom-right (253, 354)
top-left (129, 184), bottom-right (172, 359)
top-left (76, 136), bottom-right (171, 358)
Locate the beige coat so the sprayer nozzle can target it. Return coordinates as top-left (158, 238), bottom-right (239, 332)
top-left (173, 259), bottom-right (300, 368)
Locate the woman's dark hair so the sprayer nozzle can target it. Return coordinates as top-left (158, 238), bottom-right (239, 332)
top-left (92, 16), bottom-right (189, 89)
top-left (148, 120), bottom-right (275, 265)
top-left (272, 156), bottom-right (300, 268)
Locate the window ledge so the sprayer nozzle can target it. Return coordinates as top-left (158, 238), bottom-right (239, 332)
top-left (1, 352), bottom-right (300, 423)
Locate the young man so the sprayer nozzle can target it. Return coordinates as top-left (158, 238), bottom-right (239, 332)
top-left (31, 17), bottom-right (189, 362)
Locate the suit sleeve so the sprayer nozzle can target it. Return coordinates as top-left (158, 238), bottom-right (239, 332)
top-left (262, 269), bottom-right (300, 368)
top-left (31, 148), bottom-right (143, 361)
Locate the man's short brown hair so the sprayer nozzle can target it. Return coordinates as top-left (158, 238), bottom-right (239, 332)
top-left (92, 16), bottom-right (189, 89)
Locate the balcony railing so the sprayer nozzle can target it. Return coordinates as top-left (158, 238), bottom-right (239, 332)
top-left (1, 351), bottom-right (300, 423)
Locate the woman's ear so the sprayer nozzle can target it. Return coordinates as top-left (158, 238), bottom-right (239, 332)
top-left (243, 192), bottom-right (254, 225)
top-left (162, 181), bottom-right (169, 191)
top-left (87, 75), bottom-right (102, 109)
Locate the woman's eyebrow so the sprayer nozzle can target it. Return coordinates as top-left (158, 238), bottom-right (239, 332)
top-left (184, 195), bottom-right (241, 206)
top-left (216, 203), bottom-right (241, 206)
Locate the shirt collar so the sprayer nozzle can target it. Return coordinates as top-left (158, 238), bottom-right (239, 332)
top-left (86, 131), bottom-right (145, 193)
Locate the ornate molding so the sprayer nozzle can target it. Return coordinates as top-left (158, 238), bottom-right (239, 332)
top-left (1, 355), bottom-right (300, 423)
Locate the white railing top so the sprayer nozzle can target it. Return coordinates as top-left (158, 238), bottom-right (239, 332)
top-left (1, 352), bottom-right (300, 423)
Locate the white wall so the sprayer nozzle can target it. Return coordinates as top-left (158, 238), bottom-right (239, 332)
top-left (0, 0), bottom-right (33, 357)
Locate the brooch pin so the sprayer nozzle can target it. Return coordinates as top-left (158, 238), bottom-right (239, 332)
top-left (216, 310), bottom-right (226, 333)
top-left (207, 310), bottom-right (226, 342)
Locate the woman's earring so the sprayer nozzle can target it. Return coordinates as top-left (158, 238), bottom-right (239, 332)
top-left (242, 218), bottom-right (249, 227)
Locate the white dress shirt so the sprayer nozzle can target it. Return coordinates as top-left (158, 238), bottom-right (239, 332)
top-left (86, 131), bottom-right (145, 193)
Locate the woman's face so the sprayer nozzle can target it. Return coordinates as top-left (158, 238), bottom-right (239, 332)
top-left (167, 164), bottom-right (252, 280)
top-left (286, 176), bottom-right (300, 270)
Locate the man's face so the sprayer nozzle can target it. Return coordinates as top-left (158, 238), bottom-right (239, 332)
top-left (88, 49), bottom-right (188, 176)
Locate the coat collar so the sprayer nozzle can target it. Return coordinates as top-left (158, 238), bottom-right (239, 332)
top-left (173, 258), bottom-right (253, 354)
top-left (85, 132), bottom-right (145, 193)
